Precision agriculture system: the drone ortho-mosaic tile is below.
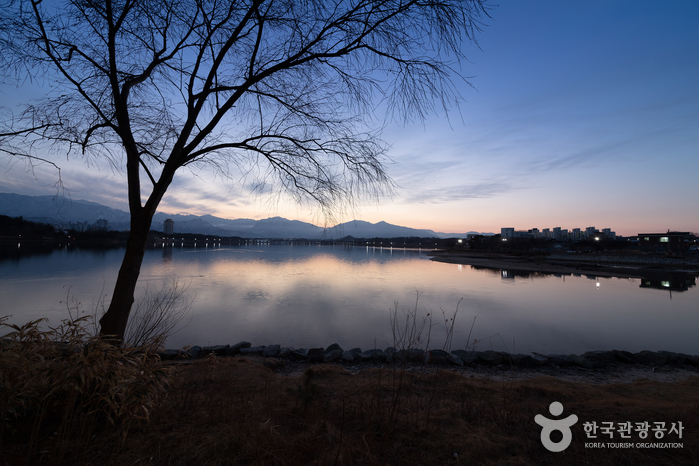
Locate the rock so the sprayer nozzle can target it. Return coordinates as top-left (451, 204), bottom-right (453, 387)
top-left (202, 344), bottom-right (229, 357)
top-left (531, 353), bottom-right (548, 366)
top-left (684, 354), bottom-right (699, 367)
top-left (188, 346), bottom-right (202, 359)
top-left (451, 350), bottom-right (479, 365)
top-left (341, 350), bottom-right (355, 362)
top-left (361, 349), bottom-right (386, 362)
top-left (325, 343), bottom-right (343, 353)
top-left (582, 351), bottom-right (615, 368)
top-left (512, 354), bottom-right (547, 368)
top-left (657, 351), bottom-right (686, 365)
top-left (477, 350), bottom-right (504, 366)
top-left (513, 354), bottom-right (536, 368)
top-left (569, 354), bottom-right (594, 369)
top-left (543, 354), bottom-right (575, 367)
top-left (306, 347), bottom-right (325, 363)
top-left (393, 349), bottom-right (408, 362)
top-left (447, 353), bottom-right (464, 366)
top-left (262, 344), bottom-right (280, 357)
top-left (278, 347), bottom-right (292, 358)
top-left (462, 353), bottom-right (480, 365)
top-left (635, 351), bottom-right (667, 366)
top-left (227, 341), bottom-right (252, 356)
top-left (426, 349), bottom-right (450, 365)
top-left (240, 346), bottom-right (265, 355)
top-left (323, 349), bottom-right (342, 362)
top-left (407, 348), bottom-right (425, 362)
top-left (500, 352), bottom-right (517, 365)
top-left (290, 348), bottom-right (308, 360)
top-left (157, 349), bottom-right (182, 361)
top-left (348, 347), bottom-right (363, 356)
top-left (610, 350), bottom-right (637, 365)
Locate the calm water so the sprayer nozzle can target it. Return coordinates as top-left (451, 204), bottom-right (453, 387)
top-left (1, 244), bottom-right (698, 355)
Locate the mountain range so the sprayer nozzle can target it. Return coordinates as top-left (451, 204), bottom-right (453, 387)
top-left (0, 193), bottom-right (491, 239)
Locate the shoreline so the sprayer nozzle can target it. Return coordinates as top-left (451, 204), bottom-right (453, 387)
top-left (428, 251), bottom-right (699, 278)
top-left (158, 344), bottom-right (699, 385)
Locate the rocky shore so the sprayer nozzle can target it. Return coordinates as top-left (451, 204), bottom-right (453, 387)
top-left (158, 343), bottom-right (699, 384)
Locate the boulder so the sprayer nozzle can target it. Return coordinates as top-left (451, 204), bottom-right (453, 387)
top-left (240, 346), bottom-right (265, 355)
top-left (680, 353), bottom-right (699, 367)
top-left (582, 351), bottom-right (615, 368)
top-left (262, 344), bottom-right (280, 357)
top-left (446, 353), bottom-right (464, 366)
top-left (610, 350), bottom-right (637, 365)
top-left (451, 350), bottom-right (479, 365)
top-left (364, 349), bottom-right (387, 362)
top-left (543, 354), bottom-right (575, 367)
top-left (325, 343), bottom-right (343, 353)
top-left (407, 348), bottom-right (425, 362)
top-left (500, 352), bottom-right (517, 365)
top-left (227, 341), bottom-right (252, 356)
top-left (188, 346), bottom-right (202, 359)
top-left (569, 354), bottom-right (594, 370)
top-left (157, 349), bottom-right (182, 361)
top-left (657, 351), bottom-right (686, 365)
top-left (477, 350), bottom-right (504, 366)
top-left (278, 347), bottom-right (292, 358)
top-left (306, 347), bottom-right (326, 363)
top-left (202, 344), bottom-right (229, 357)
top-left (290, 348), bottom-right (308, 360)
top-left (323, 349), bottom-right (342, 362)
top-left (341, 351), bottom-right (355, 362)
top-left (634, 351), bottom-right (667, 367)
top-left (426, 349), bottom-right (450, 365)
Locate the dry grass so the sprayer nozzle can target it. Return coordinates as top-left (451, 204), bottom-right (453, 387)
top-left (4, 353), bottom-right (697, 465)
top-left (0, 315), bottom-right (171, 465)
top-left (2, 297), bottom-right (697, 465)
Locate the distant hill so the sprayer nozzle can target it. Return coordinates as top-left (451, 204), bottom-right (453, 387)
top-left (0, 192), bottom-right (491, 238)
top-left (327, 220), bottom-right (439, 239)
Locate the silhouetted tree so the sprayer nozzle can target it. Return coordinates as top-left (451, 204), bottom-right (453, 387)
top-left (1, 0), bottom-right (489, 342)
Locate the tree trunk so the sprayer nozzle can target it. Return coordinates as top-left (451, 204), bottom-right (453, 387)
top-left (98, 211), bottom-right (154, 343)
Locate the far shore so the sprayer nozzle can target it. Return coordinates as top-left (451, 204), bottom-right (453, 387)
top-left (429, 250), bottom-right (699, 278)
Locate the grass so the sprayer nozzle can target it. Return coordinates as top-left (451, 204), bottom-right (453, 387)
top-left (4, 355), bottom-right (697, 465)
top-left (1, 295), bottom-right (697, 465)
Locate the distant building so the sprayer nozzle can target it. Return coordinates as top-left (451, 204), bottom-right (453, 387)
top-left (584, 226), bottom-right (598, 238)
top-left (501, 227), bottom-right (528, 239)
top-left (500, 225), bottom-right (618, 241)
top-left (638, 231), bottom-right (695, 254)
top-left (164, 219), bottom-right (174, 235)
top-left (94, 219), bottom-right (109, 230)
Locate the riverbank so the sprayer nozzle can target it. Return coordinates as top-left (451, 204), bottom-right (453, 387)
top-left (4, 332), bottom-right (698, 465)
top-left (5, 355), bottom-right (697, 465)
top-left (157, 343), bottom-right (699, 386)
top-left (429, 251), bottom-right (699, 277)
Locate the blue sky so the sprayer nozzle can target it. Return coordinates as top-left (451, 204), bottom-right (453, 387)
top-left (1, 0), bottom-right (698, 236)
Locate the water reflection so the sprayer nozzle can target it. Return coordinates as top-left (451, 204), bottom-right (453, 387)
top-left (469, 264), bottom-right (697, 293)
top-left (1, 245), bottom-right (698, 355)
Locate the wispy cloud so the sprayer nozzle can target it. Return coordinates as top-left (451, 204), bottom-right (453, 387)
top-left (401, 180), bottom-right (517, 204)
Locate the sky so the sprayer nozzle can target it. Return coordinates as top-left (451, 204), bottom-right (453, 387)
top-left (1, 0), bottom-right (698, 236)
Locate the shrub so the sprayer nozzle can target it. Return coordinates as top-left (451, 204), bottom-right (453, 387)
top-left (0, 315), bottom-right (171, 463)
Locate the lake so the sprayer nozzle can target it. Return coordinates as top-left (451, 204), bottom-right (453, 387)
top-left (1, 244), bottom-right (698, 355)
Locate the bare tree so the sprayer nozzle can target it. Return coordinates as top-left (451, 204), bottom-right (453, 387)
top-left (1, 0), bottom-right (489, 342)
